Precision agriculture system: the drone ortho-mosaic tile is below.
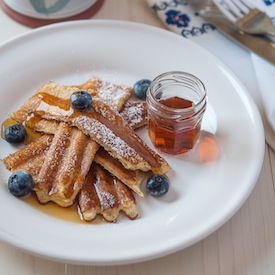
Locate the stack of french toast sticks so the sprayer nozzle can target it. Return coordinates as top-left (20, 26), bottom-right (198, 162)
top-left (2, 76), bottom-right (170, 222)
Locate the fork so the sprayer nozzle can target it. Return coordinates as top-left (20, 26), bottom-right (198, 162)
top-left (213, 0), bottom-right (275, 37)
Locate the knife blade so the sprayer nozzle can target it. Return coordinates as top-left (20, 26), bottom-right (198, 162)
top-left (187, 0), bottom-right (275, 65)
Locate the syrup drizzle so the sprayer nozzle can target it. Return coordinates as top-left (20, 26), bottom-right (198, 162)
top-left (1, 118), bottom-right (43, 144)
top-left (35, 92), bottom-right (163, 171)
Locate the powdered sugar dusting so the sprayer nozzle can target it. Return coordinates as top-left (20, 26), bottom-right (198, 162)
top-left (97, 79), bottom-right (130, 109)
top-left (60, 147), bottom-right (78, 176)
top-left (72, 116), bottom-right (144, 164)
top-left (37, 126), bottom-right (70, 190)
top-left (24, 137), bottom-right (51, 157)
top-left (121, 102), bottom-right (144, 127)
top-left (93, 102), bottom-right (116, 122)
top-left (94, 179), bottom-right (116, 210)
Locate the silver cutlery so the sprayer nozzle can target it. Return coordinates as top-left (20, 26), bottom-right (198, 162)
top-left (187, 0), bottom-right (275, 65)
top-left (213, 0), bottom-right (275, 37)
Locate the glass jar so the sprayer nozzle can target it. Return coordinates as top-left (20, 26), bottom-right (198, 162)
top-left (146, 71), bottom-right (207, 155)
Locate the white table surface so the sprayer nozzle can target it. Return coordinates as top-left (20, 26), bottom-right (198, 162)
top-left (1, 1), bottom-right (275, 274)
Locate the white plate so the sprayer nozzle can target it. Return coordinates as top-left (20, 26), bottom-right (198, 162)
top-left (0, 20), bottom-right (264, 265)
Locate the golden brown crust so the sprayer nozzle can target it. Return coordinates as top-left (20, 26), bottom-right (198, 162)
top-left (78, 163), bottom-right (138, 222)
top-left (94, 147), bottom-right (145, 197)
top-left (24, 100), bottom-right (148, 134)
top-left (120, 101), bottom-right (148, 129)
top-left (22, 92), bottom-right (169, 174)
top-left (2, 135), bottom-right (53, 181)
top-left (73, 76), bottom-right (133, 111)
top-left (34, 122), bottom-right (99, 207)
top-left (10, 79), bottom-right (169, 174)
top-left (11, 76), bottom-right (133, 123)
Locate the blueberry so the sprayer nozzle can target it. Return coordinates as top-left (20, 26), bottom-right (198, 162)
top-left (8, 170), bottom-right (33, 197)
top-left (133, 79), bottom-right (151, 100)
top-left (4, 124), bottom-right (27, 144)
top-left (70, 91), bottom-right (92, 110)
top-left (146, 175), bottom-right (169, 197)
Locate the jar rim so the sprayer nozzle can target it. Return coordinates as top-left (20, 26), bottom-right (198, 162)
top-left (147, 71), bottom-right (207, 114)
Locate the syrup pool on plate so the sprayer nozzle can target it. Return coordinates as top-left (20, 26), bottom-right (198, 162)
top-left (1, 118), bottom-right (43, 144)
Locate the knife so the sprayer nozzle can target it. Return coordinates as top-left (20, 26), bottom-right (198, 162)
top-left (187, 0), bottom-right (275, 65)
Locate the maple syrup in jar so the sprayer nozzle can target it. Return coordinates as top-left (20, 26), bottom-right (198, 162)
top-left (147, 71), bottom-right (207, 155)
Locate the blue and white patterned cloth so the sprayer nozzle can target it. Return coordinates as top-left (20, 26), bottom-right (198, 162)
top-left (146, 0), bottom-right (275, 148)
